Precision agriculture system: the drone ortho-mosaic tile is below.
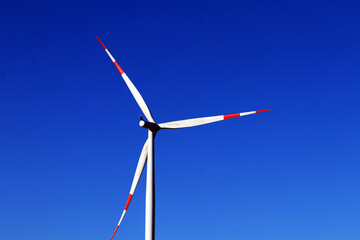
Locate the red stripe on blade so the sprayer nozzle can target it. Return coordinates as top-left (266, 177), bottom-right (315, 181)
top-left (256, 109), bottom-right (271, 113)
top-left (114, 61), bottom-right (125, 74)
top-left (124, 194), bottom-right (133, 210)
top-left (224, 113), bottom-right (240, 120)
top-left (96, 37), bottom-right (106, 50)
top-left (110, 225), bottom-right (119, 240)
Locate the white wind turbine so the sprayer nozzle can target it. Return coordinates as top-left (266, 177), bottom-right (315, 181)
top-left (97, 37), bottom-right (270, 240)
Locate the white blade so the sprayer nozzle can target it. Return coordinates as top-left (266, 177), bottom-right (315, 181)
top-left (158, 109), bottom-right (270, 129)
top-left (109, 139), bottom-right (148, 240)
top-left (97, 37), bottom-right (155, 123)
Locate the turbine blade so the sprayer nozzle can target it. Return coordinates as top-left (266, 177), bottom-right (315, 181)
top-left (109, 139), bottom-right (149, 240)
top-left (97, 37), bottom-right (155, 123)
top-left (158, 109), bottom-right (270, 129)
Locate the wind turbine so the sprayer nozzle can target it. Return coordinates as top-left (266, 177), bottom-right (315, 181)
top-left (97, 37), bottom-right (270, 240)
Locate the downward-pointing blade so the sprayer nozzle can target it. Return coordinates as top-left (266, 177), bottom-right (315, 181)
top-left (109, 139), bottom-right (149, 240)
top-left (158, 109), bottom-right (270, 129)
top-left (97, 37), bottom-right (155, 123)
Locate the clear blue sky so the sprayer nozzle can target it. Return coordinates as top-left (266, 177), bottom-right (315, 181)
top-left (1, 0), bottom-right (359, 239)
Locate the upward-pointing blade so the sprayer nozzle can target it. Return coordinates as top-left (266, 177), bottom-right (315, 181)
top-left (97, 37), bottom-right (156, 123)
top-left (158, 109), bottom-right (270, 129)
top-left (109, 140), bottom-right (149, 240)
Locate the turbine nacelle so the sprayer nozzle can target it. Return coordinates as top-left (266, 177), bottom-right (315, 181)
top-left (139, 116), bottom-right (160, 132)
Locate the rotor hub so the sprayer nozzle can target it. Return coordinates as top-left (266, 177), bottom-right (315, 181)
top-left (139, 119), bottom-right (160, 132)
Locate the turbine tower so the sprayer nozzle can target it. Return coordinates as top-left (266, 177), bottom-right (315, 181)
top-left (97, 37), bottom-right (270, 240)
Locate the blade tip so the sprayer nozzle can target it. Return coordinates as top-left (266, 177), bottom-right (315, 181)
top-left (256, 109), bottom-right (271, 113)
top-left (96, 36), bottom-right (106, 49)
top-left (110, 225), bottom-right (120, 240)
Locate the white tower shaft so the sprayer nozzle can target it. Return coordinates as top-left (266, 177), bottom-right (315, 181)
top-left (145, 130), bottom-right (155, 240)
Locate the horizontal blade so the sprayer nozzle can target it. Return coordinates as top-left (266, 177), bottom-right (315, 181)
top-left (97, 37), bottom-right (155, 123)
top-left (109, 140), bottom-right (149, 240)
top-left (158, 109), bottom-right (270, 129)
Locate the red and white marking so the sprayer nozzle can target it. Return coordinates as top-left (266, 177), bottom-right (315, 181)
top-left (109, 193), bottom-right (133, 240)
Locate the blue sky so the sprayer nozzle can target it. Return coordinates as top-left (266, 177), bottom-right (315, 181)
top-left (1, 0), bottom-right (360, 239)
